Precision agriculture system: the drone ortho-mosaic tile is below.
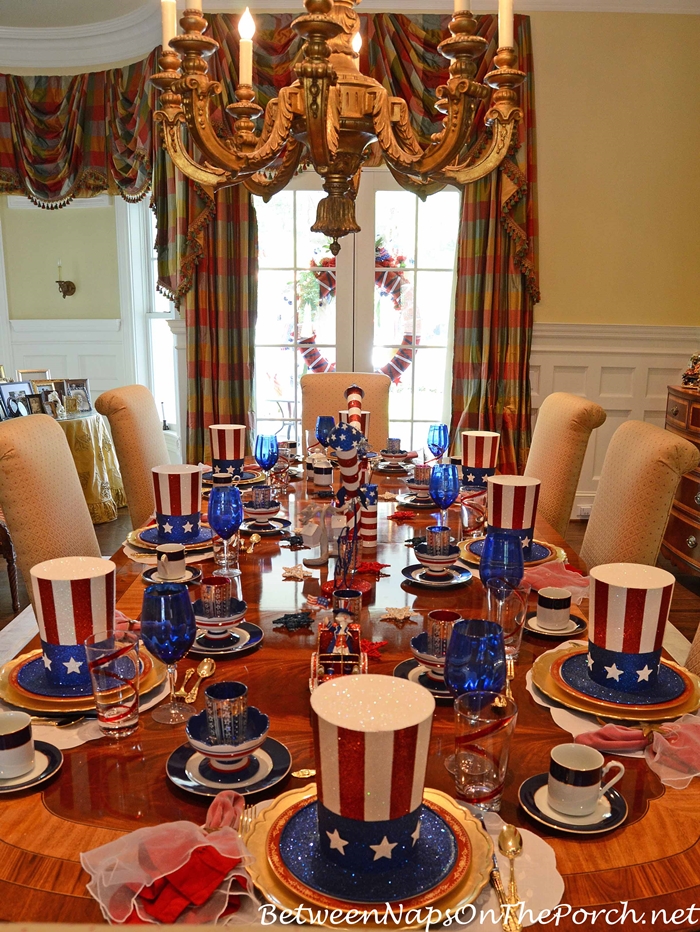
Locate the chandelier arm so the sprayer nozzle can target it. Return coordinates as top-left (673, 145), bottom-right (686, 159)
top-left (385, 163), bottom-right (448, 200)
top-left (237, 88), bottom-right (298, 175)
top-left (408, 84), bottom-right (483, 178)
top-left (443, 114), bottom-right (518, 186)
top-left (154, 110), bottom-right (233, 187)
top-left (242, 140), bottom-right (305, 202)
top-left (178, 76), bottom-right (251, 174)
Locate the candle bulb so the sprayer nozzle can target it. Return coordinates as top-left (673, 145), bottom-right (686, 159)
top-left (352, 32), bottom-right (362, 55)
top-left (238, 8), bottom-right (256, 87)
top-left (498, 0), bottom-right (514, 48)
top-left (454, 0), bottom-right (470, 11)
top-left (160, 0), bottom-right (177, 49)
top-left (187, 0), bottom-right (203, 10)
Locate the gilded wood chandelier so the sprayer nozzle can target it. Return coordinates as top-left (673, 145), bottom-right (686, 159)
top-left (152, 0), bottom-right (525, 253)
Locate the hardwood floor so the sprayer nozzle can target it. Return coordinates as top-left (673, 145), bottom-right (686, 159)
top-left (0, 515), bottom-right (698, 651)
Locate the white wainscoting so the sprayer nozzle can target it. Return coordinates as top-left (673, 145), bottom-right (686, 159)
top-left (9, 318), bottom-right (127, 400)
top-left (530, 322), bottom-right (700, 516)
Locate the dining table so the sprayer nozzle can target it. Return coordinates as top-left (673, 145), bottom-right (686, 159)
top-left (1, 469), bottom-right (700, 930)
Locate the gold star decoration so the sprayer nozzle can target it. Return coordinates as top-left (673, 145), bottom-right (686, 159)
top-left (380, 606), bottom-right (418, 628)
top-left (282, 565), bottom-right (314, 581)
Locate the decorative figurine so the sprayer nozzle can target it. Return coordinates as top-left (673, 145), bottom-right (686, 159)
top-left (682, 354), bottom-right (700, 388)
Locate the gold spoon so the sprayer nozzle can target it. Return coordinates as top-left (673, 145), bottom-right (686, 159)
top-left (184, 657), bottom-right (216, 704)
top-left (498, 824), bottom-right (523, 906)
top-left (174, 668), bottom-right (195, 699)
top-left (246, 533), bottom-right (262, 554)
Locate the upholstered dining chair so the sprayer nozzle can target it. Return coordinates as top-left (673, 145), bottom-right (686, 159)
top-left (95, 385), bottom-right (170, 531)
top-left (0, 508), bottom-right (19, 614)
top-left (0, 415), bottom-right (101, 603)
top-left (524, 392), bottom-right (606, 538)
top-left (300, 372), bottom-right (391, 453)
top-left (580, 419), bottom-right (699, 570)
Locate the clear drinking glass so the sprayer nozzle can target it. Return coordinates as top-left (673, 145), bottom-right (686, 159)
top-left (485, 580), bottom-right (532, 661)
top-left (454, 691), bottom-right (517, 811)
top-left (85, 631), bottom-right (140, 738)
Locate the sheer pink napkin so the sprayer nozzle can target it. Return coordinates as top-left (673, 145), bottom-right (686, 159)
top-left (576, 714), bottom-right (700, 788)
top-left (81, 791), bottom-right (258, 924)
top-left (524, 563), bottom-right (590, 603)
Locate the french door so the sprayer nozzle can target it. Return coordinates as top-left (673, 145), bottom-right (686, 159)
top-left (253, 167), bottom-right (461, 451)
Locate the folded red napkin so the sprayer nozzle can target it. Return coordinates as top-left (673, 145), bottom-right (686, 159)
top-left (575, 723), bottom-right (649, 753)
top-left (81, 791), bottom-right (258, 924)
top-left (523, 562), bottom-right (589, 603)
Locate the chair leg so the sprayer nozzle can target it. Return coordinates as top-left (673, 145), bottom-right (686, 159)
top-left (0, 522), bottom-right (20, 614)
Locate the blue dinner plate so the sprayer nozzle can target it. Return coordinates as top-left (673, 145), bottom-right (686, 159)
top-left (559, 653), bottom-right (686, 706)
top-left (140, 526), bottom-right (215, 546)
top-left (393, 659), bottom-right (452, 702)
top-left (16, 656), bottom-right (93, 698)
top-left (189, 621), bottom-right (263, 657)
top-left (401, 564), bottom-right (472, 589)
top-left (468, 537), bottom-right (552, 564)
top-left (202, 470), bottom-right (260, 483)
top-left (278, 801), bottom-right (457, 903)
top-left (166, 736), bottom-right (291, 797)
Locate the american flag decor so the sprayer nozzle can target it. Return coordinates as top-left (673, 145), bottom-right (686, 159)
top-left (209, 424), bottom-right (246, 475)
top-left (339, 410), bottom-right (370, 439)
top-left (343, 384), bottom-right (365, 430)
top-left (30, 556), bottom-right (116, 688)
top-left (310, 675), bottom-right (434, 872)
top-left (486, 475), bottom-right (540, 560)
top-left (461, 431), bottom-right (500, 489)
top-left (360, 483), bottom-right (378, 549)
top-left (587, 563), bottom-right (675, 692)
top-left (152, 465), bottom-right (203, 543)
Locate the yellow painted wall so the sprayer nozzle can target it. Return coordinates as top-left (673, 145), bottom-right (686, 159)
top-left (530, 12), bottom-right (700, 326)
top-left (0, 197), bottom-right (120, 319)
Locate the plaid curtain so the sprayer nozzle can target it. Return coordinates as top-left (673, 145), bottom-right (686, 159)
top-left (450, 14), bottom-right (539, 473)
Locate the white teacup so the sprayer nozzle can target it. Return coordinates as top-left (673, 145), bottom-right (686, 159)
top-left (537, 587), bottom-right (572, 630)
top-left (156, 544), bottom-right (187, 580)
top-left (0, 711), bottom-right (34, 778)
top-left (548, 743), bottom-right (625, 816)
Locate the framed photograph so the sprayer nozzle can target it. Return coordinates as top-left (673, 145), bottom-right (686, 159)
top-left (64, 396), bottom-right (79, 416)
top-left (26, 393), bottom-right (44, 415)
top-left (65, 378), bottom-right (92, 413)
top-left (32, 379), bottom-right (66, 400)
top-left (0, 381), bottom-right (33, 418)
top-left (17, 368), bottom-right (51, 383)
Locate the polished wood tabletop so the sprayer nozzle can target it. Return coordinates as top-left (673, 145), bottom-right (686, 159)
top-left (1, 472), bottom-right (699, 929)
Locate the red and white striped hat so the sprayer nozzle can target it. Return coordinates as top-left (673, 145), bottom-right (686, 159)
top-left (152, 465), bottom-right (202, 517)
top-left (461, 431), bottom-right (500, 469)
top-left (209, 424), bottom-right (246, 463)
top-left (589, 563), bottom-right (674, 656)
top-left (487, 475), bottom-right (540, 531)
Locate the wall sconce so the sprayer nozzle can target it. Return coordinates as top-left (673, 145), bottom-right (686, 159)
top-left (56, 258), bottom-right (76, 299)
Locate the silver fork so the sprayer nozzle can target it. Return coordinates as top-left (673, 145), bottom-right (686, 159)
top-left (238, 804), bottom-right (256, 837)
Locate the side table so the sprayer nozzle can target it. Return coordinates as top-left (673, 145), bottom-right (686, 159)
top-left (57, 413), bottom-right (126, 524)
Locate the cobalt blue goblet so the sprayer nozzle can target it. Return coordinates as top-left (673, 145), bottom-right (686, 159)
top-left (255, 434), bottom-right (279, 483)
top-left (427, 424), bottom-right (449, 463)
top-left (479, 530), bottom-right (525, 589)
top-left (141, 583), bottom-right (197, 725)
top-left (429, 463), bottom-right (461, 526)
top-left (315, 416), bottom-right (335, 449)
top-left (208, 483), bottom-right (243, 579)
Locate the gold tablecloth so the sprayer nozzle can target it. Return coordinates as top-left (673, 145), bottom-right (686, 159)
top-left (57, 413), bottom-right (126, 524)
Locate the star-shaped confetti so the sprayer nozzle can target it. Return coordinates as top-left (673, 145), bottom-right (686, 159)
top-left (282, 565), bottom-right (314, 581)
top-left (379, 492), bottom-right (397, 501)
top-left (361, 639), bottom-right (388, 661)
top-left (355, 561), bottom-right (391, 576)
top-left (380, 607), bottom-right (417, 628)
top-left (388, 510), bottom-right (415, 522)
top-left (272, 612), bottom-right (314, 631)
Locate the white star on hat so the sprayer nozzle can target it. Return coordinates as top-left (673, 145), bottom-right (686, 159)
top-left (370, 836), bottom-right (397, 861)
top-left (411, 822), bottom-right (421, 846)
top-left (163, 521), bottom-right (173, 534)
top-left (522, 536), bottom-right (531, 548)
top-left (586, 653), bottom-right (594, 670)
top-left (466, 472), bottom-right (476, 483)
top-left (604, 663), bottom-right (623, 682)
top-left (636, 665), bottom-right (653, 682)
top-left (226, 465), bottom-right (235, 474)
top-left (326, 829), bottom-right (349, 854)
top-left (183, 521), bottom-right (194, 533)
top-left (63, 657), bottom-right (83, 675)
top-left (42, 654), bottom-right (52, 670)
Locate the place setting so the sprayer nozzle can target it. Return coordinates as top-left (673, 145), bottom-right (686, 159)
top-left (523, 586), bottom-right (587, 638)
top-left (189, 575), bottom-right (263, 659)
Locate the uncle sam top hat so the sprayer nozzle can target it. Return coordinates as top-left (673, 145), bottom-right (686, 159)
top-left (311, 675), bottom-right (434, 872)
top-left (461, 431), bottom-right (500, 489)
top-left (152, 464), bottom-right (203, 544)
top-left (486, 475), bottom-right (541, 561)
top-left (209, 424), bottom-right (246, 477)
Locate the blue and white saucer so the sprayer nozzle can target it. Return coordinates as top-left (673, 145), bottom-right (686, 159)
top-left (558, 652), bottom-right (686, 706)
top-left (519, 773), bottom-right (627, 835)
top-left (139, 526), bottom-right (215, 546)
top-left (240, 518), bottom-right (292, 536)
top-left (0, 741), bottom-right (63, 794)
top-left (202, 470), bottom-right (261, 484)
top-left (141, 566), bottom-right (203, 586)
top-left (277, 801), bottom-right (457, 903)
top-left (401, 564), bottom-right (472, 589)
top-left (189, 621), bottom-right (263, 657)
top-left (166, 737), bottom-right (291, 797)
top-left (524, 612), bottom-right (587, 639)
top-left (393, 659), bottom-right (452, 701)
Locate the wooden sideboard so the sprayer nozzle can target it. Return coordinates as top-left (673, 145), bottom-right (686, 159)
top-left (661, 384), bottom-right (700, 574)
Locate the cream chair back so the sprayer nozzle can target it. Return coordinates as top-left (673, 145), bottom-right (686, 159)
top-left (580, 420), bottom-right (699, 569)
top-left (300, 372), bottom-right (391, 453)
top-left (524, 392), bottom-right (606, 538)
top-left (95, 385), bottom-right (170, 531)
top-left (0, 414), bottom-right (100, 603)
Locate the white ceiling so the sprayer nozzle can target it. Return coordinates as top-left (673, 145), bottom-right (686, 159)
top-left (0, 0), bottom-right (697, 73)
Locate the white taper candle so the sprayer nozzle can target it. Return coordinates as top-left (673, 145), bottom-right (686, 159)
top-left (499, 0), bottom-right (514, 48)
top-left (161, 0), bottom-right (177, 48)
top-left (238, 8), bottom-right (256, 86)
top-left (454, 0), bottom-right (470, 11)
top-left (187, 0), bottom-right (203, 10)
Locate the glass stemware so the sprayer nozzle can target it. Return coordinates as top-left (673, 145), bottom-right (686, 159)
top-left (479, 530), bottom-right (525, 589)
top-left (208, 482), bottom-right (243, 578)
top-left (429, 463), bottom-right (461, 526)
top-left (443, 618), bottom-right (507, 774)
top-left (140, 583), bottom-right (197, 724)
top-left (315, 416), bottom-right (335, 449)
top-left (427, 423), bottom-right (449, 463)
top-left (254, 434), bottom-right (279, 483)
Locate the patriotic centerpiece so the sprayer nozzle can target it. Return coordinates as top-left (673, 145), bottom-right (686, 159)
top-left (587, 563), bottom-right (675, 693)
top-left (486, 475), bottom-right (541, 561)
top-left (310, 675), bottom-right (435, 871)
top-left (339, 384), bottom-right (370, 437)
top-left (360, 483), bottom-right (378, 549)
top-left (152, 465), bottom-right (203, 543)
top-left (461, 431), bottom-right (500, 489)
top-left (30, 556), bottom-right (116, 689)
top-left (209, 424), bottom-right (246, 477)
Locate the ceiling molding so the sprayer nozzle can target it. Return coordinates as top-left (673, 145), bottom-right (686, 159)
top-left (0, 0), bottom-right (697, 74)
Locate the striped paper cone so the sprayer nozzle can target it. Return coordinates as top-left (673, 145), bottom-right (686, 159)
top-left (209, 424), bottom-right (246, 476)
top-left (339, 410), bottom-right (370, 439)
top-left (152, 465), bottom-right (203, 543)
top-left (461, 431), bottom-right (500, 489)
top-left (587, 563), bottom-right (675, 692)
top-left (486, 475), bottom-right (540, 560)
top-left (30, 556), bottom-right (116, 689)
top-left (343, 384), bottom-right (365, 430)
top-left (329, 423), bottom-right (363, 500)
top-left (311, 675), bottom-right (435, 871)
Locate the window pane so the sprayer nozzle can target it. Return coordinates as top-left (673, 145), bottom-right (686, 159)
top-left (416, 192), bottom-right (460, 269)
top-left (412, 422), bottom-right (434, 457)
top-left (256, 419), bottom-right (300, 442)
top-left (256, 271), bottom-right (295, 345)
top-left (255, 346), bottom-right (297, 420)
top-left (150, 318), bottom-right (177, 425)
top-left (416, 271), bottom-right (453, 346)
top-left (297, 270), bottom-right (336, 345)
top-left (374, 270), bottom-right (414, 345)
top-left (388, 421), bottom-right (412, 451)
top-left (413, 348), bottom-right (448, 421)
top-left (296, 191), bottom-right (333, 269)
top-left (256, 191), bottom-right (294, 268)
top-left (375, 191), bottom-right (417, 267)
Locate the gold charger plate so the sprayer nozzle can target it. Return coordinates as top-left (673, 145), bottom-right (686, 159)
top-left (532, 643), bottom-right (700, 722)
top-left (458, 537), bottom-right (560, 568)
top-left (0, 648), bottom-right (167, 714)
top-left (127, 528), bottom-right (215, 553)
top-left (246, 784), bottom-right (492, 930)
